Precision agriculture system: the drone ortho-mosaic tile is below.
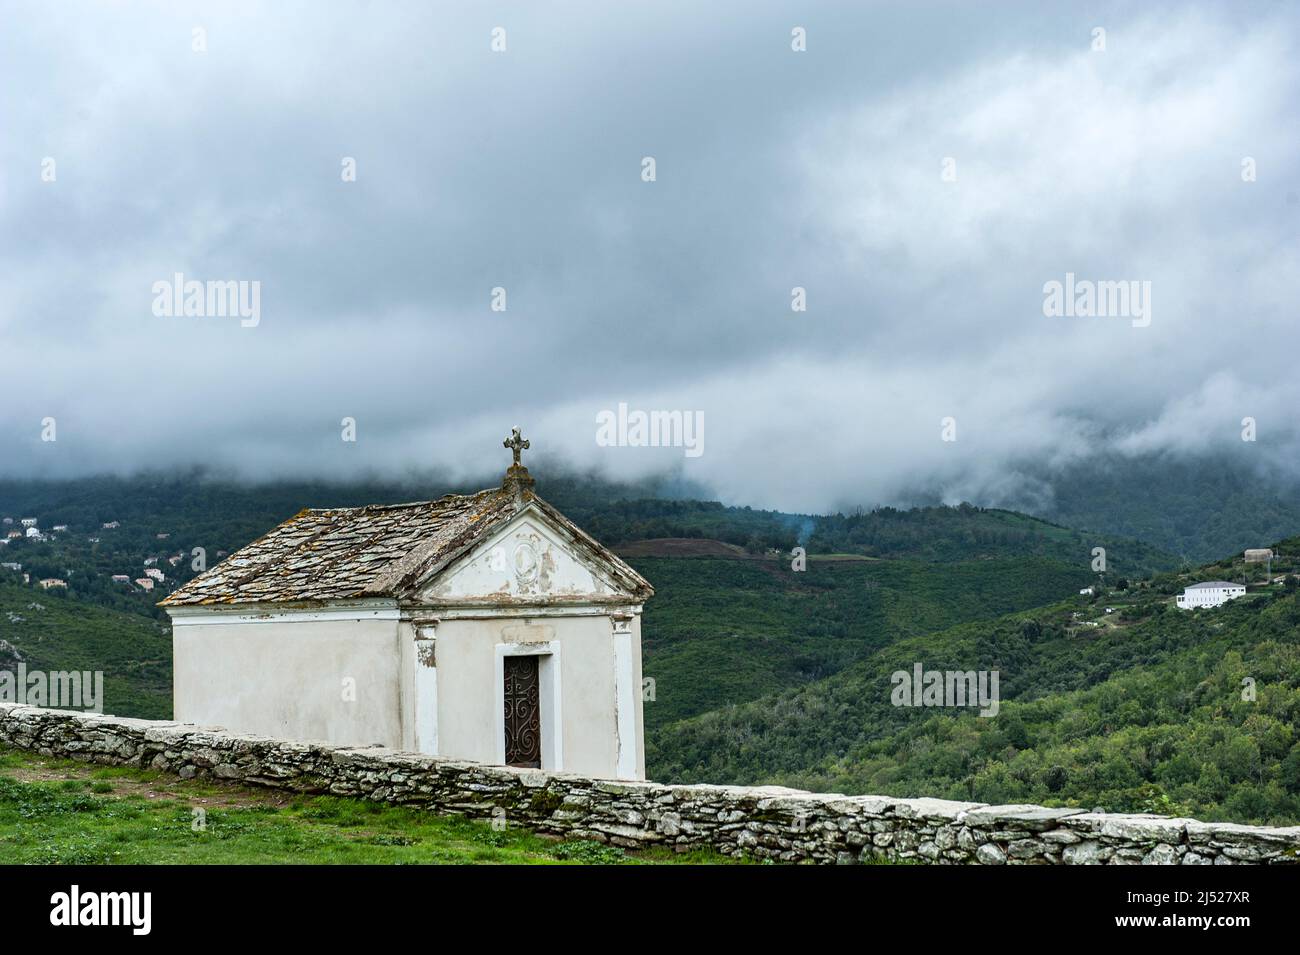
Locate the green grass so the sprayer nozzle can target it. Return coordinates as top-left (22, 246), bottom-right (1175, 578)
top-left (0, 748), bottom-right (740, 865)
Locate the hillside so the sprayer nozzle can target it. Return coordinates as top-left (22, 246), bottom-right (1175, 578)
top-left (0, 472), bottom-right (1177, 737)
top-left (1030, 453), bottom-right (1300, 564)
top-left (809, 503), bottom-right (1174, 574)
top-left (0, 470), bottom-right (1173, 631)
top-left (631, 554), bottom-right (1102, 730)
top-left (0, 581), bottom-right (172, 719)
top-left (0, 472), bottom-right (802, 624)
top-left (0, 471), bottom-right (801, 572)
top-left (3, 475), bottom-right (1298, 826)
top-left (0, 471), bottom-right (1176, 589)
top-left (648, 539), bottom-right (1300, 826)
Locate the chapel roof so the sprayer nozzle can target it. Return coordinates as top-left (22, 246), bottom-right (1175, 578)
top-left (160, 433), bottom-right (652, 607)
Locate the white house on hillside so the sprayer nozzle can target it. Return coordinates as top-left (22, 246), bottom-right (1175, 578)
top-left (1176, 581), bottom-right (1246, 610)
top-left (160, 430), bottom-right (653, 781)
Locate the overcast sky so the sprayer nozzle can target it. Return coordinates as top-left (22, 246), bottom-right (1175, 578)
top-left (2, 1), bottom-right (1296, 512)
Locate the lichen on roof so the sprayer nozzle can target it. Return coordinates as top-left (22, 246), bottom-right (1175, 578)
top-left (160, 487), bottom-right (513, 606)
top-left (159, 484), bottom-right (651, 607)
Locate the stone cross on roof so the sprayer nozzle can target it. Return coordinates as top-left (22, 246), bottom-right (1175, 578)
top-left (504, 427), bottom-right (530, 467)
top-left (501, 427), bottom-right (535, 501)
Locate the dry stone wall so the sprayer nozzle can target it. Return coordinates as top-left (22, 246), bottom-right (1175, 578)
top-left (3, 703), bottom-right (1299, 865)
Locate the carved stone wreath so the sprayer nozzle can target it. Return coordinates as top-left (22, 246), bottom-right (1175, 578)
top-left (513, 541), bottom-right (540, 585)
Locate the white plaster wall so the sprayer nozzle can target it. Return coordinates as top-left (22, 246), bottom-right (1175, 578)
top-left (1177, 586), bottom-right (1246, 609)
top-left (433, 614), bottom-right (632, 778)
top-left (173, 617), bottom-right (403, 747)
top-left (631, 615), bottom-right (646, 779)
top-left (421, 514), bottom-right (618, 602)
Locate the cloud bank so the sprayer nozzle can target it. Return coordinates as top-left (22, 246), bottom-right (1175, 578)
top-left (1, 1), bottom-right (1296, 512)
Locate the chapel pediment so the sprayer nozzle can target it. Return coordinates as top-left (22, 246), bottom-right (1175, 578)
top-left (160, 429), bottom-right (652, 609)
top-left (412, 506), bottom-right (644, 606)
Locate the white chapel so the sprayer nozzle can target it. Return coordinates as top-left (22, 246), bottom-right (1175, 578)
top-left (161, 430), bottom-right (653, 780)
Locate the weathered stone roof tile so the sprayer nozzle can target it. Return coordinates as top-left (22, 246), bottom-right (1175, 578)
top-left (160, 485), bottom-right (652, 607)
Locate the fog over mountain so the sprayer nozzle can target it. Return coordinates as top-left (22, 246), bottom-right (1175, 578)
top-left (2, 1), bottom-right (1297, 514)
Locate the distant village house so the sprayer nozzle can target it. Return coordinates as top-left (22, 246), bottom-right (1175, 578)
top-left (1176, 581), bottom-right (1246, 610)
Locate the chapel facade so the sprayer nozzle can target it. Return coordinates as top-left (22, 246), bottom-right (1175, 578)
top-left (161, 430), bottom-right (653, 780)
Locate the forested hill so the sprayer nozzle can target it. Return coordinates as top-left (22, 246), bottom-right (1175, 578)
top-left (809, 503), bottom-right (1172, 571)
top-left (0, 471), bottom-right (797, 560)
top-left (0, 579), bottom-right (170, 719)
top-left (0, 470), bottom-right (1176, 730)
top-left (647, 537), bottom-right (1300, 826)
top-left (0, 472), bottom-right (1175, 623)
top-left (1028, 453), bottom-right (1300, 563)
top-left (4, 473), bottom-right (1297, 826)
top-left (629, 553), bottom-right (1097, 732)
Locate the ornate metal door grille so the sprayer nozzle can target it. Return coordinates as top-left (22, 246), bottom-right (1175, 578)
top-left (503, 655), bottom-right (541, 768)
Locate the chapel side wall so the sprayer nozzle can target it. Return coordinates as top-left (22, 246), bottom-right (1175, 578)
top-left (434, 615), bottom-right (621, 778)
top-left (172, 617), bottom-right (403, 748)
